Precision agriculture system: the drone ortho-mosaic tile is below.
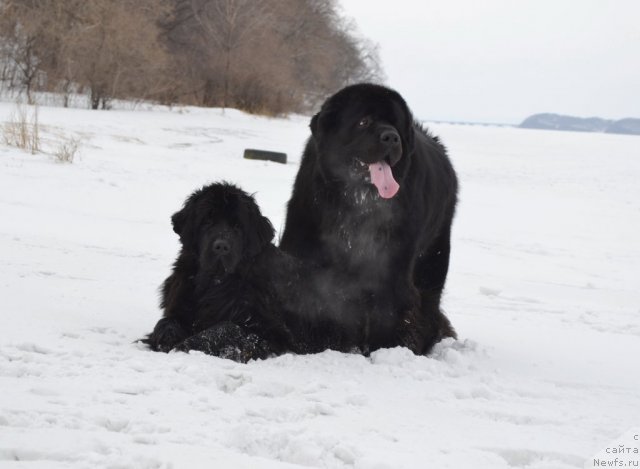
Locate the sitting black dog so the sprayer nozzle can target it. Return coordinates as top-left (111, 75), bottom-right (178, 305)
top-left (280, 84), bottom-right (458, 354)
top-left (142, 182), bottom-right (362, 362)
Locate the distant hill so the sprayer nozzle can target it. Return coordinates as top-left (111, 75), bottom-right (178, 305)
top-left (520, 113), bottom-right (640, 135)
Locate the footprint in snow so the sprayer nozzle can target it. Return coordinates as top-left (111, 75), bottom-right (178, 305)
top-left (215, 372), bottom-right (251, 394)
top-left (479, 286), bottom-right (502, 297)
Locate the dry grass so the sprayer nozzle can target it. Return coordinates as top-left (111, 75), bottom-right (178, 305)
top-left (2, 102), bottom-right (82, 163)
top-left (2, 104), bottom-right (41, 154)
top-left (53, 136), bottom-right (81, 164)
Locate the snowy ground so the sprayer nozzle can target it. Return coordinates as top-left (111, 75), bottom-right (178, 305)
top-left (1, 101), bottom-right (639, 469)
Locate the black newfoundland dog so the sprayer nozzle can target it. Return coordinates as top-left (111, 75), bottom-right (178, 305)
top-left (143, 182), bottom-right (365, 361)
top-left (280, 83), bottom-right (458, 355)
top-left (142, 183), bottom-right (286, 361)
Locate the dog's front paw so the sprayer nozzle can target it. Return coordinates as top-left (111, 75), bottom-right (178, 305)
top-left (175, 322), bottom-right (273, 363)
top-left (143, 317), bottom-right (189, 353)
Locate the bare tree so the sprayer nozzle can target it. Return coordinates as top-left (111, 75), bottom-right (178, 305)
top-left (0, 0), bottom-right (171, 109)
top-left (0, 1), bottom-right (51, 103)
top-left (64, 0), bottom-right (171, 109)
top-left (189, 0), bottom-right (273, 109)
top-left (0, 0), bottom-right (384, 114)
top-left (272, 0), bottom-right (384, 111)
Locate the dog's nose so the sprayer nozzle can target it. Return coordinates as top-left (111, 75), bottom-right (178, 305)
top-left (380, 129), bottom-right (400, 146)
top-left (213, 239), bottom-right (230, 255)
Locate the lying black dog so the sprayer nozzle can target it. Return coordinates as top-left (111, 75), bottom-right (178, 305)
top-left (142, 182), bottom-right (361, 361)
top-left (142, 182), bottom-right (287, 361)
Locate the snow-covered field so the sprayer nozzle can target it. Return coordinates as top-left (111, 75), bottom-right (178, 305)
top-left (1, 101), bottom-right (639, 469)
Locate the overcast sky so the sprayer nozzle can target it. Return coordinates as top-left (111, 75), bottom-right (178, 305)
top-left (340, 0), bottom-right (640, 124)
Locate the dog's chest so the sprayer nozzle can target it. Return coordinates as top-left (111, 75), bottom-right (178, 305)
top-left (322, 199), bottom-right (395, 272)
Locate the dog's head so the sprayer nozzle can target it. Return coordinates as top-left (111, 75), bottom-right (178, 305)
top-left (171, 182), bottom-right (275, 281)
top-left (309, 83), bottom-right (416, 200)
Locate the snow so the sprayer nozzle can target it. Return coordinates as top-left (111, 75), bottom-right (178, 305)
top-left (1, 101), bottom-right (639, 468)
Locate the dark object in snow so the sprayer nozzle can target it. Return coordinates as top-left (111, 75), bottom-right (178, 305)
top-left (243, 148), bottom-right (287, 164)
top-left (141, 182), bottom-right (368, 361)
top-left (280, 83), bottom-right (459, 354)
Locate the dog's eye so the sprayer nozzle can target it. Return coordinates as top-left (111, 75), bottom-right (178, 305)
top-left (358, 117), bottom-right (371, 128)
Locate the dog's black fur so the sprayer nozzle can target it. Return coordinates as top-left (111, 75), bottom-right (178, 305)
top-left (142, 183), bottom-right (289, 360)
top-left (142, 182), bottom-right (365, 361)
top-left (280, 83), bottom-right (458, 354)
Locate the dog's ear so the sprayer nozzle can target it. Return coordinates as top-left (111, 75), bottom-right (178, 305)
top-left (244, 210), bottom-right (275, 258)
top-left (310, 112), bottom-right (320, 137)
top-left (256, 214), bottom-right (275, 246)
top-left (404, 121), bottom-right (416, 157)
top-left (397, 98), bottom-right (416, 157)
top-left (311, 107), bottom-right (339, 140)
top-left (172, 189), bottom-right (202, 238)
top-left (171, 208), bottom-right (186, 236)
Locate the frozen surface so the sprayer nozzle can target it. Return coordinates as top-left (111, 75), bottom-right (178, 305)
top-left (1, 102), bottom-right (639, 468)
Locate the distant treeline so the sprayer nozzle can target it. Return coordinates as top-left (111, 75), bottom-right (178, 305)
top-left (0, 0), bottom-right (383, 114)
top-left (520, 113), bottom-right (640, 136)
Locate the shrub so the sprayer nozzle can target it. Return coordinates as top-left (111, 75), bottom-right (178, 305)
top-left (2, 103), bottom-right (40, 154)
top-left (53, 135), bottom-right (81, 163)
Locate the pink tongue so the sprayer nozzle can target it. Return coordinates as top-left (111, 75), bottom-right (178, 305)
top-left (369, 161), bottom-right (399, 199)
